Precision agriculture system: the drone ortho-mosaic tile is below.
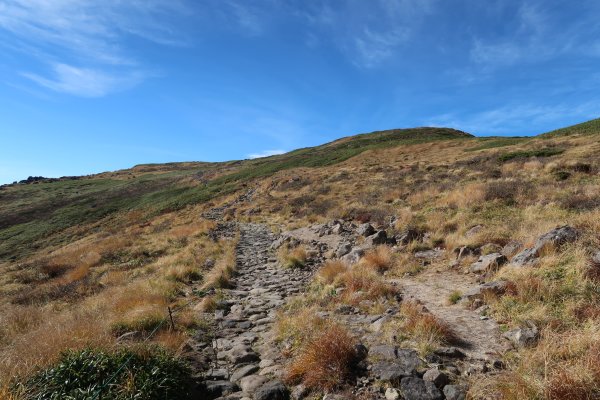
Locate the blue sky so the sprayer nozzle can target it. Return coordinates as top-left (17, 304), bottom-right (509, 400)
top-left (1, 0), bottom-right (599, 183)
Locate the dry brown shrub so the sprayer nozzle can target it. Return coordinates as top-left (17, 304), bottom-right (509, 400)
top-left (317, 260), bottom-right (347, 284)
top-left (285, 324), bottom-right (358, 391)
top-left (361, 245), bottom-right (392, 273)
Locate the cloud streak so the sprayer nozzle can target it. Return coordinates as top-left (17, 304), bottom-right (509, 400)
top-left (247, 149), bottom-right (286, 159)
top-left (0, 0), bottom-right (189, 96)
top-left (425, 102), bottom-right (600, 135)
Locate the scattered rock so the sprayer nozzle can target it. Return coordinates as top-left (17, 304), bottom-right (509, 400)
top-left (501, 241), bottom-right (522, 257)
top-left (423, 369), bottom-right (449, 389)
top-left (385, 388), bottom-right (400, 400)
top-left (204, 380), bottom-right (239, 398)
top-left (465, 225), bottom-right (483, 238)
top-left (461, 281), bottom-right (508, 303)
top-left (231, 365), bottom-right (260, 382)
top-left (357, 223), bottom-right (376, 237)
top-left (503, 321), bottom-right (539, 348)
top-left (253, 380), bottom-right (290, 400)
top-left (335, 242), bottom-right (352, 258)
top-left (240, 375), bottom-right (270, 393)
top-left (365, 230), bottom-right (388, 247)
top-left (396, 229), bottom-right (423, 245)
top-left (443, 385), bottom-right (467, 400)
top-left (512, 226), bottom-right (579, 266)
top-left (414, 249), bottom-right (445, 260)
top-left (469, 253), bottom-right (507, 274)
top-left (453, 245), bottom-right (480, 260)
top-left (341, 247), bottom-right (365, 265)
top-left (400, 377), bottom-right (443, 400)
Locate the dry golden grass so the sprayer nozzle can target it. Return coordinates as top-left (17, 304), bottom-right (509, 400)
top-left (338, 267), bottom-right (397, 304)
top-left (470, 323), bottom-right (600, 400)
top-left (278, 245), bottom-right (308, 269)
top-left (284, 324), bottom-right (358, 392)
top-left (317, 260), bottom-right (348, 284)
top-left (360, 245), bottom-right (393, 273)
top-left (275, 308), bottom-right (329, 351)
top-left (390, 301), bottom-right (458, 353)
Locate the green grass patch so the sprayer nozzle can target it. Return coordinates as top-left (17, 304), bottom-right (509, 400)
top-left (541, 117), bottom-right (600, 137)
top-left (465, 137), bottom-right (528, 152)
top-left (498, 148), bottom-right (564, 162)
top-left (14, 347), bottom-right (194, 400)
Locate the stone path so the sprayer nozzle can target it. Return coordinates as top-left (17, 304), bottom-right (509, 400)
top-left (201, 223), bottom-right (314, 399)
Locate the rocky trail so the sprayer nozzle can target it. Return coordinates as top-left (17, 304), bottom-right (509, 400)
top-left (396, 270), bottom-right (511, 361)
top-left (197, 223), bottom-right (315, 399)
top-left (191, 217), bottom-right (526, 399)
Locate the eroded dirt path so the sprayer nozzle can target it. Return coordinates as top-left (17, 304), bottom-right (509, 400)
top-left (393, 269), bottom-right (511, 361)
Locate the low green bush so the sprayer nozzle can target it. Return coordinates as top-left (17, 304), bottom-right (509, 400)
top-left (15, 347), bottom-right (194, 400)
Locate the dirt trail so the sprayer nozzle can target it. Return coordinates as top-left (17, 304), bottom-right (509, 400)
top-left (393, 269), bottom-right (511, 361)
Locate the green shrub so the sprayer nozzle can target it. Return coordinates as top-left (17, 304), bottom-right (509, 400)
top-left (15, 347), bottom-right (194, 399)
top-left (498, 148), bottom-right (564, 162)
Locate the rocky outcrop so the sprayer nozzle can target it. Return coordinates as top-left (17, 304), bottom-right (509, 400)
top-left (512, 226), bottom-right (579, 266)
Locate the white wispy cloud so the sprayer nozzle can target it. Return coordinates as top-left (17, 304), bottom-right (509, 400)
top-left (425, 102), bottom-right (600, 135)
top-left (470, 1), bottom-right (600, 68)
top-left (247, 149), bottom-right (286, 159)
top-left (0, 0), bottom-right (189, 96)
top-left (20, 63), bottom-right (149, 98)
top-left (303, 0), bottom-right (437, 68)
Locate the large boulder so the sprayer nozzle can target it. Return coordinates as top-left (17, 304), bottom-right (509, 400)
top-left (512, 226), bottom-right (579, 266)
top-left (469, 253), bottom-right (508, 274)
top-left (370, 347), bottom-right (423, 382)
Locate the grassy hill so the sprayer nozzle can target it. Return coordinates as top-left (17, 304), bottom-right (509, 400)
top-left (1, 119), bottom-right (599, 399)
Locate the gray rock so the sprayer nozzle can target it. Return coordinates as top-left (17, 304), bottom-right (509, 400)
top-left (204, 380), bottom-right (239, 397)
top-left (501, 241), bottom-right (522, 257)
top-left (290, 384), bottom-right (308, 400)
top-left (253, 380), bottom-right (290, 400)
top-left (592, 250), bottom-right (600, 265)
top-left (461, 280), bottom-right (508, 303)
top-left (341, 247), bottom-right (365, 265)
top-left (396, 229), bottom-right (423, 245)
top-left (443, 385), bottom-right (467, 400)
top-left (357, 223), bottom-right (376, 237)
top-left (469, 253), bottom-right (507, 274)
top-left (512, 226), bottom-right (579, 266)
top-left (385, 387), bottom-right (400, 400)
top-left (400, 377), bottom-right (443, 400)
top-left (503, 321), bottom-right (539, 348)
top-left (240, 374), bottom-right (270, 393)
top-left (231, 365), bottom-right (260, 382)
top-left (335, 242), bottom-right (352, 258)
top-left (423, 369), bottom-right (449, 388)
top-left (453, 245), bottom-right (479, 260)
top-left (465, 225), bottom-right (483, 237)
top-left (371, 361), bottom-right (415, 382)
top-left (365, 230), bottom-right (388, 247)
top-left (414, 249), bottom-right (445, 260)
top-left (228, 345), bottom-right (261, 364)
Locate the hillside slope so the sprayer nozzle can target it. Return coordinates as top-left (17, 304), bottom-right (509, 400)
top-left (1, 119), bottom-right (599, 399)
